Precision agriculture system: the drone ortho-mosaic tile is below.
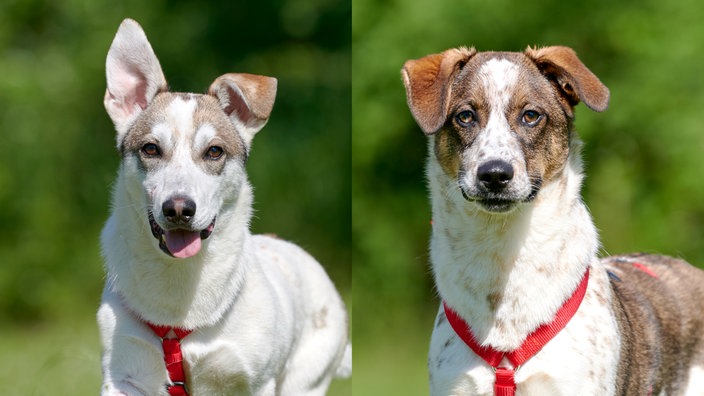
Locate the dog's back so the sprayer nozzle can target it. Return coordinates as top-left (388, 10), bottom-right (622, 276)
top-left (604, 254), bottom-right (704, 394)
top-left (251, 235), bottom-right (352, 380)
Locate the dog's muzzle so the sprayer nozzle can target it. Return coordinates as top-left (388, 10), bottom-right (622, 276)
top-left (460, 160), bottom-right (541, 213)
top-left (148, 211), bottom-right (216, 259)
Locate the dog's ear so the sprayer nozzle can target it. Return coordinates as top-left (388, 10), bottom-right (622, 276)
top-left (402, 47), bottom-right (476, 135)
top-left (525, 46), bottom-right (609, 112)
top-left (104, 18), bottom-right (167, 144)
top-left (208, 73), bottom-right (277, 146)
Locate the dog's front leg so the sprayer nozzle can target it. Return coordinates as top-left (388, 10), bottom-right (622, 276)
top-left (98, 291), bottom-right (169, 396)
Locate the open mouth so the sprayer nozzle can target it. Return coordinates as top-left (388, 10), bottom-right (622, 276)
top-left (148, 212), bottom-right (216, 259)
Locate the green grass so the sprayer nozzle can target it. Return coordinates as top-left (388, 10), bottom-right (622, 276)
top-left (353, 317), bottom-right (433, 396)
top-left (329, 373), bottom-right (351, 395)
top-left (0, 313), bottom-right (101, 396)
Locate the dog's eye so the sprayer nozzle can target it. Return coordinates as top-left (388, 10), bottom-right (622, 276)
top-left (522, 110), bottom-right (542, 126)
top-left (455, 110), bottom-right (476, 127)
top-left (141, 143), bottom-right (161, 157)
top-left (205, 146), bottom-right (224, 160)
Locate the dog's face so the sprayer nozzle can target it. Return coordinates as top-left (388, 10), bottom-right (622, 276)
top-left (120, 93), bottom-right (247, 259)
top-left (402, 46), bottom-right (609, 213)
top-left (104, 19), bottom-right (277, 258)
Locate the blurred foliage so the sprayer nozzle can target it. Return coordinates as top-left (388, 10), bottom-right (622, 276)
top-left (0, 0), bottom-right (350, 323)
top-left (353, 0), bottom-right (704, 393)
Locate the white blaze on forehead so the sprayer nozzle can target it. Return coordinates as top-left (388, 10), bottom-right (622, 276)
top-left (479, 58), bottom-right (520, 114)
top-left (166, 95), bottom-right (198, 139)
top-left (150, 96), bottom-right (198, 151)
top-left (472, 58), bottom-right (522, 163)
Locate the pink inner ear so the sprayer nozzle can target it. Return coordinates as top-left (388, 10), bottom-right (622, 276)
top-left (223, 85), bottom-right (254, 125)
top-left (109, 63), bottom-right (149, 110)
top-left (135, 78), bottom-right (148, 109)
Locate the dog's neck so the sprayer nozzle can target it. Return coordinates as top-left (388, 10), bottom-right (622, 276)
top-left (101, 175), bottom-right (254, 329)
top-left (428, 137), bottom-right (599, 351)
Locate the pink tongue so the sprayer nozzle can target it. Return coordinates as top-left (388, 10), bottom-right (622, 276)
top-left (164, 229), bottom-right (202, 259)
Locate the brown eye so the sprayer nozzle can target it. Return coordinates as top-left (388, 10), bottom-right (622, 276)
top-left (455, 110), bottom-right (476, 127)
top-left (522, 110), bottom-right (542, 126)
top-left (206, 146), bottom-right (224, 160)
top-left (141, 143), bottom-right (161, 157)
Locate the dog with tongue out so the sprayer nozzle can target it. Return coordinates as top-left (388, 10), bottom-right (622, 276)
top-left (148, 197), bottom-right (215, 259)
top-left (97, 18), bottom-right (351, 396)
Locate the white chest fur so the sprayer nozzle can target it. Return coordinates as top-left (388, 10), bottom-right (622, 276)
top-left (427, 141), bottom-right (621, 395)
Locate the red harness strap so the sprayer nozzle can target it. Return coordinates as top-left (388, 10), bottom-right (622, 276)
top-left (147, 323), bottom-right (193, 396)
top-left (632, 262), bottom-right (659, 279)
top-left (443, 268), bottom-right (590, 396)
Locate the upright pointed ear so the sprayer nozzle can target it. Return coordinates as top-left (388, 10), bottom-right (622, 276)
top-left (401, 47), bottom-right (476, 134)
top-left (208, 73), bottom-right (277, 146)
top-left (525, 46), bottom-right (609, 112)
top-left (104, 18), bottom-right (167, 143)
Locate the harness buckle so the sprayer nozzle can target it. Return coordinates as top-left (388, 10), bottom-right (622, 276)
top-left (167, 381), bottom-right (189, 395)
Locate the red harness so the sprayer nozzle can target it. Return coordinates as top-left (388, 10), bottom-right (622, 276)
top-left (443, 268), bottom-right (590, 396)
top-left (147, 323), bottom-right (193, 396)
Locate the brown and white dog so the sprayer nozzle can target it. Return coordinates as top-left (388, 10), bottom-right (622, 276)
top-left (402, 46), bottom-right (704, 395)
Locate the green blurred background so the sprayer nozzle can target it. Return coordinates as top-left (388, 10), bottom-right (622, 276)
top-left (353, 0), bottom-right (704, 394)
top-left (0, 0), bottom-right (350, 394)
top-left (5, 0), bottom-right (704, 394)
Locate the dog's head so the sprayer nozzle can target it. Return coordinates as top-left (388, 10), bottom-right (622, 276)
top-left (402, 46), bottom-right (608, 213)
top-left (104, 19), bottom-right (277, 258)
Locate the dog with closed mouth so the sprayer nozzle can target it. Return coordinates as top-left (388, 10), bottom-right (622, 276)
top-left (402, 46), bottom-right (704, 395)
top-left (97, 18), bottom-right (351, 395)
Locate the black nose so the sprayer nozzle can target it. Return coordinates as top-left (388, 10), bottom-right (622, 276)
top-left (162, 196), bottom-right (196, 224)
top-left (477, 160), bottom-right (514, 192)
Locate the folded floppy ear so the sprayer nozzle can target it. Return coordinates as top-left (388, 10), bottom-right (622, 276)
top-left (104, 18), bottom-right (168, 144)
top-left (401, 47), bottom-right (476, 134)
top-left (208, 73), bottom-right (277, 146)
top-left (525, 46), bottom-right (609, 112)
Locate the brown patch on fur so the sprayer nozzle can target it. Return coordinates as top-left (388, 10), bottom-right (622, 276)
top-left (208, 73), bottom-right (277, 128)
top-left (314, 306), bottom-right (328, 329)
top-left (487, 292), bottom-right (502, 311)
top-left (494, 317), bottom-right (506, 332)
top-left (524, 46), bottom-right (610, 112)
top-left (434, 130), bottom-right (462, 178)
top-left (521, 46), bottom-right (609, 183)
top-left (401, 47), bottom-right (477, 134)
top-left (605, 254), bottom-right (704, 394)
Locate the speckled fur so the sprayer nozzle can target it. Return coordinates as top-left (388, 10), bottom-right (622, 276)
top-left (402, 46), bottom-right (704, 395)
